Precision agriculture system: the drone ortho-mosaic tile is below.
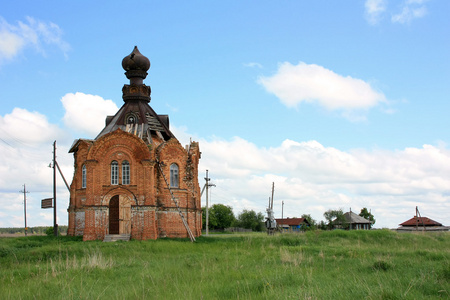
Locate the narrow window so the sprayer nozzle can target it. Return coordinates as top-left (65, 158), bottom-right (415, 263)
top-left (170, 163), bottom-right (179, 188)
top-left (111, 161), bottom-right (118, 185)
top-left (81, 165), bottom-right (86, 188)
top-left (122, 160), bottom-right (130, 185)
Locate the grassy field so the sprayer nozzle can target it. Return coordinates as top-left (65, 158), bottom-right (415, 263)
top-left (0, 230), bottom-right (448, 299)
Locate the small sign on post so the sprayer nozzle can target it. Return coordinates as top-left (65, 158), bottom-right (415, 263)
top-left (41, 198), bottom-right (53, 209)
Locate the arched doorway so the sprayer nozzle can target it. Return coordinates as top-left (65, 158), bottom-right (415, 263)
top-left (109, 195), bottom-right (120, 234)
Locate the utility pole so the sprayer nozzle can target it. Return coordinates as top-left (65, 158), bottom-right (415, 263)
top-left (415, 206), bottom-right (425, 231)
top-left (271, 182), bottom-right (274, 211)
top-left (53, 141), bottom-right (58, 237)
top-left (203, 170), bottom-right (216, 236)
top-left (282, 201), bottom-right (284, 220)
top-left (20, 184), bottom-right (30, 236)
top-left (265, 182), bottom-right (277, 234)
top-left (205, 170), bottom-right (210, 235)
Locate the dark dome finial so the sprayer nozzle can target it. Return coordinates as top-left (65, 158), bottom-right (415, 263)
top-left (121, 46), bottom-right (151, 103)
top-left (122, 46), bottom-right (150, 83)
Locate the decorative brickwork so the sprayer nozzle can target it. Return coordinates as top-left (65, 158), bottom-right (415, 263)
top-left (67, 47), bottom-right (201, 241)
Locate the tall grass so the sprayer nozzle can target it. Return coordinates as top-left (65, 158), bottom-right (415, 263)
top-left (0, 230), bottom-right (448, 299)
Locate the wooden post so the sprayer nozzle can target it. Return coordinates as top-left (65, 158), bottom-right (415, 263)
top-left (53, 141), bottom-right (58, 237)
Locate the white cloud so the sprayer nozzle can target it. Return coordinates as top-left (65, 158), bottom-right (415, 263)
top-left (0, 16), bottom-right (70, 63)
top-left (392, 0), bottom-right (429, 24)
top-left (0, 107), bottom-right (65, 145)
top-left (243, 62), bottom-right (263, 69)
top-left (0, 107), bottom-right (72, 228)
top-left (61, 92), bottom-right (119, 138)
top-left (258, 62), bottom-right (386, 118)
top-left (365, 0), bottom-right (387, 25)
top-left (199, 136), bottom-right (450, 229)
top-left (364, 0), bottom-right (430, 25)
top-left (2, 101), bottom-right (449, 230)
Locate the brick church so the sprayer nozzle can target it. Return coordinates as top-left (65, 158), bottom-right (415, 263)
top-left (67, 47), bottom-right (202, 241)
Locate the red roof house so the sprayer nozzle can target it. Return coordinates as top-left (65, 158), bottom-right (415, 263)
top-left (275, 218), bottom-right (310, 232)
top-left (399, 216), bottom-right (442, 227)
top-left (397, 216), bottom-right (448, 232)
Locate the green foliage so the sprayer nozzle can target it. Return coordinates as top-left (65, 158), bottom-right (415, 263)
top-left (301, 213), bottom-right (317, 230)
top-left (0, 231), bottom-right (449, 299)
top-left (45, 227), bottom-right (55, 236)
top-left (235, 209), bottom-right (265, 231)
top-left (359, 207), bottom-right (376, 228)
top-left (318, 220), bottom-right (327, 230)
top-left (202, 204), bottom-right (236, 230)
top-left (324, 208), bottom-right (347, 230)
top-left (0, 226), bottom-right (68, 235)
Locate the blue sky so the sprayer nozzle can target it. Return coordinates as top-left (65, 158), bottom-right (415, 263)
top-left (0, 0), bottom-right (449, 229)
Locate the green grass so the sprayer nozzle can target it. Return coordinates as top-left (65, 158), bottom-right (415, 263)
top-left (0, 230), bottom-right (448, 299)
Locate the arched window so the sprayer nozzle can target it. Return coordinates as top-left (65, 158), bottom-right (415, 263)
top-left (111, 161), bottom-right (119, 185)
top-left (122, 160), bottom-right (130, 185)
top-left (170, 163), bottom-right (179, 188)
top-left (81, 164), bottom-right (86, 188)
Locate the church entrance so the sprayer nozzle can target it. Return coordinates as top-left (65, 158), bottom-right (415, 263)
top-left (109, 195), bottom-right (120, 234)
top-left (109, 194), bottom-right (133, 235)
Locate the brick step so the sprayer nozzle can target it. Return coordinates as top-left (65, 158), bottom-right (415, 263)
top-left (103, 234), bottom-right (131, 242)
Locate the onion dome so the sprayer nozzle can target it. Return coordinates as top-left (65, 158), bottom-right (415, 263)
top-left (121, 46), bottom-right (151, 102)
top-left (122, 46), bottom-right (150, 83)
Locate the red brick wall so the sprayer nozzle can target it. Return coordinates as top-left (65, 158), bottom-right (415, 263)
top-left (68, 129), bottom-right (201, 241)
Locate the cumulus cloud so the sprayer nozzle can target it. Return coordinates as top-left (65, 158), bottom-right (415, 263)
top-left (0, 107), bottom-right (65, 145)
top-left (0, 107), bottom-right (72, 227)
top-left (365, 0), bottom-right (387, 25)
top-left (0, 16), bottom-right (70, 64)
top-left (61, 92), bottom-right (118, 138)
top-left (2, 101), bottom-right (449, 230)
top-left (198, 136), bottom-right (450, 229)
top-left (258, 62), bottom-right (386, 118)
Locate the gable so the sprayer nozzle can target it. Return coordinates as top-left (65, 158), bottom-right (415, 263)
top-left (87, 128), bottom-right (151, 162)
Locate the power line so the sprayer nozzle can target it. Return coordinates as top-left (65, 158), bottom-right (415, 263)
top-left (0, 126), bottom-right (41, 148)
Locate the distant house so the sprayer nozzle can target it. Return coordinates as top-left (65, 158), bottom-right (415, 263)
top-left (334, 211), bottom-right (372, 230)
top-left (275, 218), bottom-right (310, 232)
top-left (397, 216), bottom-right (449, 232)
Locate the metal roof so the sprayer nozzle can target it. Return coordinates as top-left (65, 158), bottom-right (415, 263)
top-left (95, 99), bottom-right (174, 143)
top-left (343, 211), bottom-right (372, 224)
top-left (399, 216), bottom-right (442, 227)
top-left (275, 218), bottom-right (309, 226)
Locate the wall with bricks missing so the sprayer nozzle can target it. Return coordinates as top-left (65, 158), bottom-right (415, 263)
top-left (67, 129), bottom-right (201, 241)
top-left (67, 47), bottom-right (202, 241)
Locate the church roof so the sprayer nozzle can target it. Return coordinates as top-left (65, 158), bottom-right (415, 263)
top-left (94, 46), bottom-right (175, 143)
top-left (95, 99), bottom-right (174, 141)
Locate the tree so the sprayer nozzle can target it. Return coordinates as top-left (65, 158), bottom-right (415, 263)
top-left (210, 204), bottom-right (235, 230)
top-left (359, 207), bottom-right (375, 228)
top-left (202, 204), bottom-right (236, 230)
top-left (301, 214), bottom-right (317, 230)
top-left (236, 209), bottom-right (265, 231)
top-left (317, 220), bottom-right (327, 230)
top-left (323, 209), bottom-right (347, 230)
